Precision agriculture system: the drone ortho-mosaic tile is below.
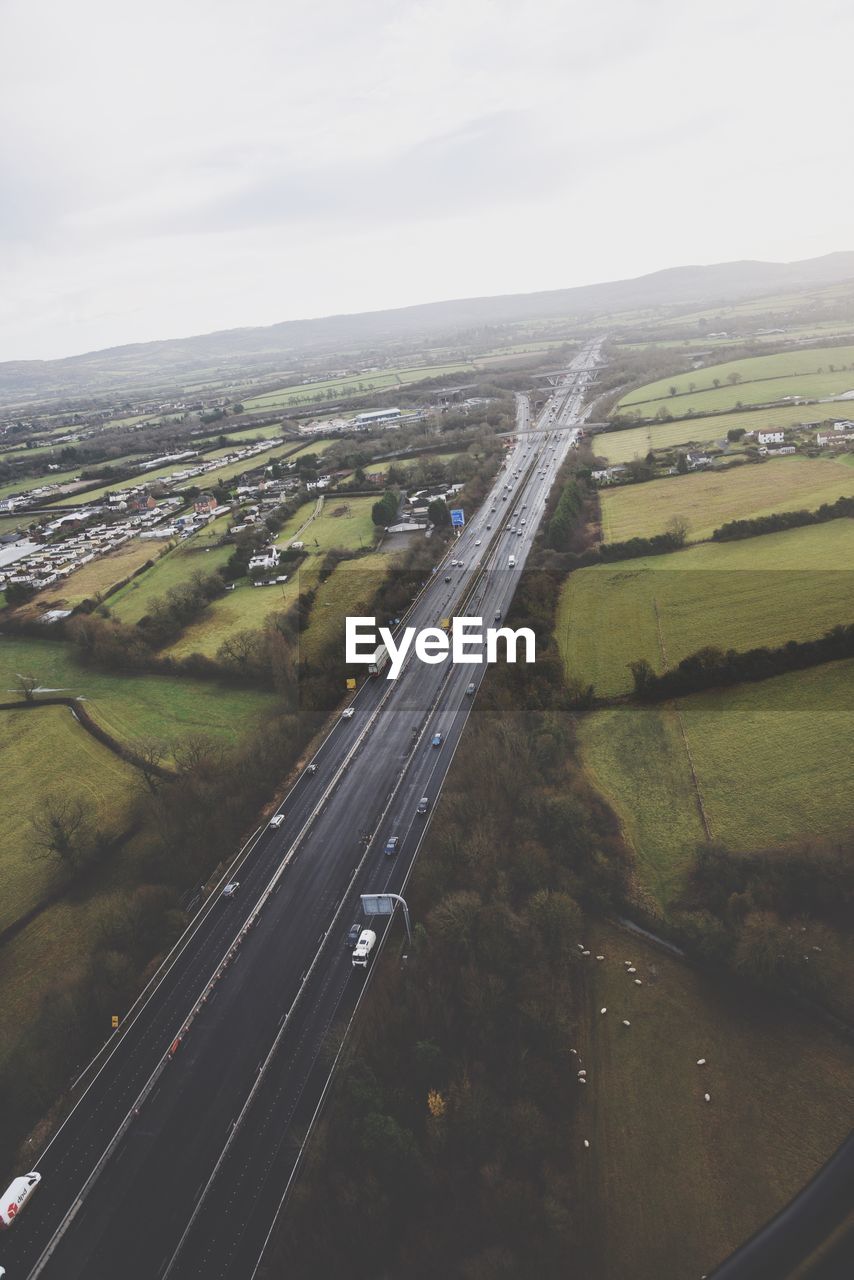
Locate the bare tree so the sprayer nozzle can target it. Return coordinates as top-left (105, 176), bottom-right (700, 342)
top-left (14, 673), bottom-right (39, 702)
top-left (31, 794), bottom-right (91, 871)
top-left (666, 515), bottom-right (689, 546)
top-left (131, 737), bottom-right (169, 793)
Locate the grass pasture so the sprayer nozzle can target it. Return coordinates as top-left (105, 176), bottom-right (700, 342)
top-left (578, 660), bottom-right (854, 907)
top-left (0, 636), bottom-right (274, 748)
top-left (108, 541), bottom-right (233, 624)
top-left (576, 920), bottom-right (854, 1280)
top-left (299, 551), bottom-right (398, 662)
top-left (559, 519), bottom-right (854, 697)
top-left (0, 706), bottom-right (139, 932)
top-left (598, 455), bottom-right (854, 543)
top-left (617, 344), bottom-right (854, 418)
top-left (166, 577), bottom-right (301, 658)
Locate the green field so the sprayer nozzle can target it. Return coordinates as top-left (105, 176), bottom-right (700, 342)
top-left (617, 344), bottom-right (854, 418)
top-left (576, 920), bottom-right (854, 1280)
top-left (166, 577), bottom-right (302, 658)
top-left (599, 455), bottom-right (854, 543)
top-left (108, 541), bottom-right (233, 624)
top-left (294, 495), bottom-right (380, 554)
top-left (559, 520), bottom-right (854, 698)
top-left (243, 362), bottom-right (474, 411)
top-left (579, 660), bottom-right (854, 907)
top-left (299, 552), bottom-right (397, 662)
top-left (0, 706), bottom-right (140, 932)
top-left (0, 637), bottom-right (274, 748)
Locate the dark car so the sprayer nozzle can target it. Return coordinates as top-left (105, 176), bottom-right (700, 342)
top-left (384, 835), bottom-right (400, 857)
top-left (444, 574), bottom-right (451, 583)
top-left (346, 922), bottom-right (361, 947)
top-left (465, 682), bottom-right (475, 696)
top-left (431, 732), bottom-right (443, 748)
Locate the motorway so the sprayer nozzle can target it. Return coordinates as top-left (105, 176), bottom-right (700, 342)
top-left (0, 342), bottom-right (602, 1280)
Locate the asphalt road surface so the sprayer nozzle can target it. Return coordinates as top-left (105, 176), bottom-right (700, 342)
top-left (0, 341), bottom-right (602, 1280)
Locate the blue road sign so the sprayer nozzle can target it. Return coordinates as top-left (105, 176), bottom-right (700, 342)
top-left (450, 508), bottom-right (465, 528)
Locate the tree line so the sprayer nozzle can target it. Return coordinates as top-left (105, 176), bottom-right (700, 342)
top-left (628, 625), bottom-right (854, 702)
top-left (712, 494), bottom-right (854, 542)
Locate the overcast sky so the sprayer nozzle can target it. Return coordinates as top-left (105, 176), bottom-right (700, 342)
top-left (1, 0), bottom-right (852, 361)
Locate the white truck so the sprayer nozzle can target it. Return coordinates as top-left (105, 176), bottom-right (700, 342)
top-left (351, 928), bottom-right (377, 968)
top-left (0, 1172), bottom-right (41, 1229)
top-left (508, 554), bottom-right (516, 568)
top-left (367, 644), bottom-right (389, 677)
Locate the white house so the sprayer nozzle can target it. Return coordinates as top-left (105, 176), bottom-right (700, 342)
top-left (248, 549), bottom-right (280, 571)
top-left (757, 430), bottom-right (785, 445)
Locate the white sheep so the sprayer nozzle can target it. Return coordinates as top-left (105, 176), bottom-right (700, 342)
top-left (622, 1020), bottom-right (631, 1027)
top-left (704, 1093), bottom-right (711, 1103)
top-left (634, 979), bottom-right (642, 986)
top-left (582, 949), bottom-right (591, 956)
top-left (583, 1139), bottom-right (590, 1148)
top-left (627, 966), bottom-right (637, 974)
top-left (600, 1007), bottom-right (607, 1014)
top-left (577, 943), bottom-right (585, 951)
top-left (697, 1058), bottom-right (706, 1066)
top-left (596, 955), bottom-right (605, 961)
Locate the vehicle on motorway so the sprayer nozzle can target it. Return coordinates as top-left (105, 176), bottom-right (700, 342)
top-left (486, 524), bottom-right (491, 530)
top-left (341, 707), bottom-right (355, 719)
top-left (269, 814), bottom-right (284, 828)
top-left (494, 609), bottom-right (502, 621)
top-left (221, 882), bottom-right (240, 898)
top-left (346, 922), bottom-right (362, 947)
top-left (351, 929), bottom-right (377, 968)
top-left (416, 796), bottom-right (429, 815)
top-left (305, 763), bottom-right (317, 775)
top-left (517, 529), bottom-right (523, 536)
top-left (384, 835), bottom-right (400, 857)
top-left (444, 574), bottom-right (451, 583)
top-left (466, 681), bottom-right (475, 696)
top-left (367, 643), bottom-right (389, 677)
top-left (508, 555), bottom-right (516, 567)
top-left (431, 732), bottom-right (443, 748)
top-left (521, 518), bottom-right (527, 525)
top-left (0, 1171), bottom-right (41, 1228)
top-left (475, 538), bottom-right (481, 545)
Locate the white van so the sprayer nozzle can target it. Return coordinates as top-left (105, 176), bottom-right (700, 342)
top-left (508, 555), bottom-right (516, 568)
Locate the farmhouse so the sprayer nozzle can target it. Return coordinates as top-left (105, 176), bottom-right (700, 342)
top-left (757, 430), bottom-right (785, 445)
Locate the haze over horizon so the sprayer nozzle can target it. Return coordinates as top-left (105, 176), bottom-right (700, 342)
top-left (2, 0), bottom-right (852, 363)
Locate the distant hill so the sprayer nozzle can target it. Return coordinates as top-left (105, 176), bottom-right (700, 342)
top-left (3, 251), bottom-right (854, 408)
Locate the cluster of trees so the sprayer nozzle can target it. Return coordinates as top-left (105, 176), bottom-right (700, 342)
top-left (546, 478), bottom-right (584, 550)
top-left (670, 839), bottom-right (854, 1002)
top-left (628, 625), bottom-right (854, 702)
top-left (271, 703), bottom-right (628, 1280)
top-left (712, 495), bottom-right (854, 542)
top-left (371, 488), bottom-right (400, 527)
top-left (137, 571), bottom-right (226, 647)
